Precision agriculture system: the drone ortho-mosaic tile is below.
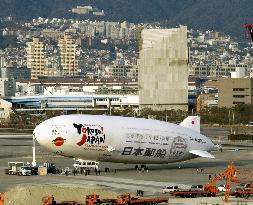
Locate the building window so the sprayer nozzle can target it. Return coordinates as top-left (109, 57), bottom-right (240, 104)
top-left (233, 95), bottom-right (245, 98)
top-left (233, 88), bottom-right (245, 91)
top-left (233, 102), bottom-right (245, 105)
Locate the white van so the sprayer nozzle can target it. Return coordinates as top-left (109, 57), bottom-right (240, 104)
top-left (162, 185), bottom-right (179, 193)
top-left (73, 159), bottom-right (99, 170)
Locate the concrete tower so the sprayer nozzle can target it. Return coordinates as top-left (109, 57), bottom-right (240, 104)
top-left (26, 37), bottom-right (46, 79)
top-left (138, 26), bottom-right (188, 111)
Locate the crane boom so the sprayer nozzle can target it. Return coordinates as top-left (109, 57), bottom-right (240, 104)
top-left (244, 23), bottom-right (253, 42)
top-left (204, 161), bottom-right (238, 202)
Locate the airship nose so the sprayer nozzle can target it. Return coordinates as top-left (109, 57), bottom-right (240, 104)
top-left (33, 123), bottom-right (43, 144)
top-left (33, 121), bottom-right (50, 148)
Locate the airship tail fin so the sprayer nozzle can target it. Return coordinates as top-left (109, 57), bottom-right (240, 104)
top-left (180, 116), bottom-right (200, 133)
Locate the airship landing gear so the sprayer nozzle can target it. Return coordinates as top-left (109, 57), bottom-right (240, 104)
top-left (135, 165), bottom-right (139, 170)
top-left (141, 164), bottom-right (148, 170)
top-left (135, 165), bottom-right (148, 172)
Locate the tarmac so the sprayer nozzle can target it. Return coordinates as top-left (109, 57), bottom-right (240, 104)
top-left (0, 126), bottom-right (253, 204)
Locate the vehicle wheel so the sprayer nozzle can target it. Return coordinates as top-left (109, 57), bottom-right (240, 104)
top-left (241, 194), bottom-right (246, 198)
top-left (245, 194), bottom-right (250, 199)
top-left (140, 164), bottom-right (146, 169)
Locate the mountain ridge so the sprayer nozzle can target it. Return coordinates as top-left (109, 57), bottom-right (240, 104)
top-left (0, 0), bottom-right (253, 38)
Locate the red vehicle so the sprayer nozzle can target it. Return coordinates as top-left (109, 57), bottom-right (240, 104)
top-left (42, 196), bottom-right (81, 205)
top-left (0, 193), bottom-right (5, 205)
top-left (170, 161), bottom-right (238, 202)
top-left (86, 193), bottom-right (169, 205)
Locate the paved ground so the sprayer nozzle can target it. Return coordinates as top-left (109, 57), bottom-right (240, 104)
top-left (0, 127), bottom-right (253, 204)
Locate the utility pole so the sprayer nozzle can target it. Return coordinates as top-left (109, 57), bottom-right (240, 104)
top-left (32, 134), bottom-right (36, 166)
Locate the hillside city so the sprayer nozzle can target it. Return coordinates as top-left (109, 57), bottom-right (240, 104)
top-left (0, 13), bottom-right (253, 128)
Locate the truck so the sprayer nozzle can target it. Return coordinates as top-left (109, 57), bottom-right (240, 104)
top-left (42, 194), bottom-right (169, 205)
top-left (42, 196), bottom-right (82, 205)
top-left (43, 162), bottom-right (58, 174)
top-left (230, 190), bottom-right (253, 199)
top-left (170, 161), bottom-right (238, 202)
top-left (230, 183), bottom-right (253, 199)
top-left (85, 193), bottom-right (169, 205)
top-left (169, 190), bottom-right (216, 198)
top-left (7, 162), bottom-right (24, 175)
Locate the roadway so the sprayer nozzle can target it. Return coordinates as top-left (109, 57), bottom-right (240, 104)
top-left (0, 130), bottom-right (253, 204)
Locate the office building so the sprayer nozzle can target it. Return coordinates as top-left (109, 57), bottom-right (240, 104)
top-left (218, 78), bottom-right (253, 107)
top-left (1, 67), bottom-right (31, 80)
top-left (105, 65), bottom-right (138, 79)
top-left (189, 63), bottom-right (248, 79)
top-left (0, 78), bottom-right (16, 97)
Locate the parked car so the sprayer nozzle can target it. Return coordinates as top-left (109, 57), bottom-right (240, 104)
top-left (19, 166), bottom-right (32, 176)
top-left (246, 122), bottom-right (253, 127)
top-left (236, 183), bottom-right (252, 191)
top-left (162, 185), bottom-right (179, 193)
top-left (31, 166), bottom-right (38, 175)
top-left (189, 184), bottom-right (204, 191)
top-left (217, 184), bottom-right (231, 192)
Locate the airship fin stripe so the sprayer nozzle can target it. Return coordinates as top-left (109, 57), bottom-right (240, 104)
top-left (189, 150), bottom-right (215, 159)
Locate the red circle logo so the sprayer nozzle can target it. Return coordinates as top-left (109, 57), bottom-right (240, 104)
top-left (52, 137), bottom-right (66, 146)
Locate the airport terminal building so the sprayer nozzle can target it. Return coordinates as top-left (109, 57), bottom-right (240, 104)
top-left (4, 94), bottom-right (139, 110)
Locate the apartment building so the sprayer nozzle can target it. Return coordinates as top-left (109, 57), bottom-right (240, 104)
top-left (26, 37), bottom-right (46, 79)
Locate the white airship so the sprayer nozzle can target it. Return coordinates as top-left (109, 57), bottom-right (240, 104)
top-left (33, 115), bottom-right (215, 164)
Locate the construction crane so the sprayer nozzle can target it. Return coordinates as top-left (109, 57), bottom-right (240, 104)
top-left (244, 23), bottom-right (253, 42)
top-left (204, 161), bottom-right (238, 202)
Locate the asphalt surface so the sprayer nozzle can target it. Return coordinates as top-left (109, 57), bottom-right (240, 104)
top-left (0, 126), bottom-right (252, 204)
